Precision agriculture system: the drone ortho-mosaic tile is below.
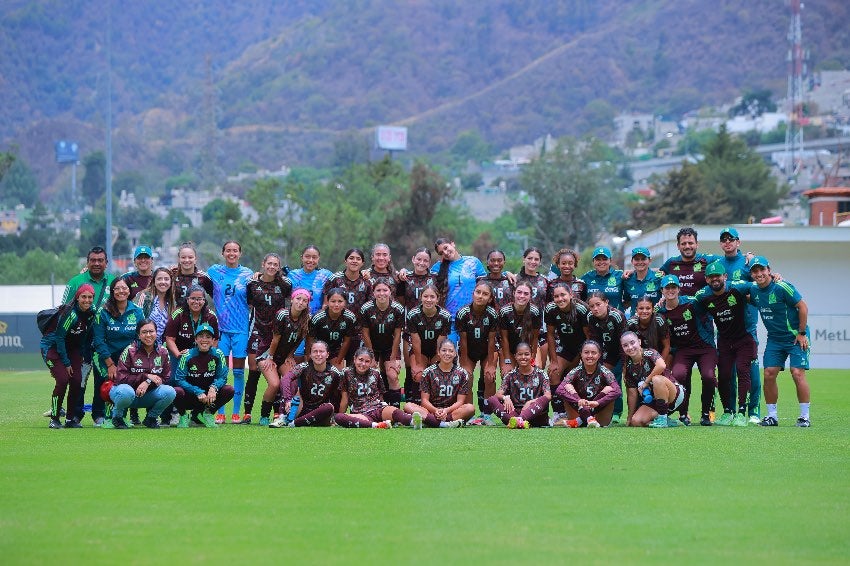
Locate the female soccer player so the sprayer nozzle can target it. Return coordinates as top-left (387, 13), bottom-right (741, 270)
top-left (455, 281), bottom-right (498, 418)
top-left (121, 245), bottom-right (154, 301)
top-left (405, 284), bottom-right (452, 402)
top-left (41, 284), bottom-right (95, 428)
top-left (622, 247), bottom-right (663, 314)
top-left (91, 278), bottom-right (145, 426)
top-left (134, 267), bottom-right (176, 341)
top-left (269, 341), bottom-right (341, 428)
top-left (324, 248), bottom-right (372, 317)
top-left (254, 289), bottom-right (311, 425)
top-left (498, 281), bottom-right (541, 375)
top-left (207, 240), bottom-right (254, 424)
top-left (585, 291), bottom-right (627, 422)
top-left (403, 339), bottom-right (473, 428)
top-left (431, 237), bottom-right (487, 343)
top-left (399, 247), bottom-right (436, 399)
top-left (486, 342), bottom-right (551, 429)
top-left (333, 348), bottom-right (412, 429)
top-left (172, 323), bottom-right (235, 428)
top-left (308, 287), bottom-right (358, 370)
top-left (360, 280), bottom-right (406, 407)
top-left (288, 244), bottom-right (334, 361)
top-left (545, 282), bottom-right (590, 423)
top-left (621, 332), bottom-right (684, 428)
top-left (164, 286), bottom-right (220, 371)
top-left (364, 243), bottom-right (398, 296)
top-left (243, 253), bottom-right (292, 423)
top-left (580, 246), bottom-right (625, 310)
top-left (108, 320), bottom-right (176, 429)
top-left (478, 249), bottom-right (514, 311)
top-left (555, 340), bottom-right (621, 428)
top-left (171, 242), bottom-right (214, 301)
top-left (549, 248), bottom-right (587, 302)
top-left (626, 295), bottom-right (670, 360)
top-left (517, 247), bottom-right (550, 367)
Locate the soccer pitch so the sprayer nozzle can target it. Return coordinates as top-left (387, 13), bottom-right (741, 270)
top-left (1, 369), bottom-right (848, 564)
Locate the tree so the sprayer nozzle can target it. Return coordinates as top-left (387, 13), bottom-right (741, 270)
top-left (331, 131), bottom-right (370, 170)
top-left (450, 130), bottom-right (494, 164)
top-left (729, 89), bottom-right (777, 118)
top-left (202, 198), bottom-right (241, 225)
top-left (0, 156), bottom-right (38, 207)
top-left (514, 138), bottom-right (623, 254)
top-left (81, 151), bottom-right (106, 202)
top-left (632, 162), bottom-right (733, 230)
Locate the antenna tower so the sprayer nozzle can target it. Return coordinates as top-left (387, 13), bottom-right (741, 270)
top-left (784, 0), bottom-right (807, 181)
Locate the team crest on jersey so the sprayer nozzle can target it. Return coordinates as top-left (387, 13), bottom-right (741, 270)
top-left (207, 360), bottom-right (216, 371)
top-left (369, 376), bottom-right (375, 385)
top-left (532, 376), bottom-right (539, 386)
top-left (274, 286), bottom-right (281, 294)
top-left (694, 263), bottom-right (702, 272)
top-left (452, 375), bottom-right (460, 385)
top-left (190, 364), bottom-right (198, 371)
top-left (708, 302), bottom-right (715, 309)
top-left (644, 362), bottom-right (651, 372)
top-left (135, 358), bottom-right (143, 366)
top-left (435, 321), bottom-right (442, 329)
top-left (769, 293), bottom-right (777, 304)
top-left (683, 310), bottom-right (692, 321)
top-left (324, 376), bottom-right (333, 385)
top-left (127, 313), bottom-right (137, 325)
top-left (359, 283), bottom-right (365, 291)
top-left (733, 270), bottom-right (742, 279)
top-left (594, 376), bottom-right (600, 385)
top-left (673, 266), bottom-right (680, 271)
top-left (608, 277), bottom-right (616, 286)
top-left (154, 356), bottom-right (162, 366)
top-left (727, 295), bottom-right (737, 307)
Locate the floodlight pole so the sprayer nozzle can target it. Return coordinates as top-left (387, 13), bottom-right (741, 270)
top-left (105, 2), bottom-right (113, 263)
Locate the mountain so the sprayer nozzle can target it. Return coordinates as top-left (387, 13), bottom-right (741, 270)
top-left (2, 0), bottom-right (848, 197)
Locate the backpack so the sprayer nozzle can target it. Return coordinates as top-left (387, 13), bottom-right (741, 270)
top-left (37, 305), bottom-right (72, 335)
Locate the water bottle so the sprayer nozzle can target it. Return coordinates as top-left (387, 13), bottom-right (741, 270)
top-left (286, 395), bottom-right (301, 423)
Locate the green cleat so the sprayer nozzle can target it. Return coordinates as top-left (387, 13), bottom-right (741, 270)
top-left (176, 414), bottom-right (190, 428)
top-left (715, 412), bottom-right (734, 426)
top-left (648, 415), bottom-right (668, 428)
top-left (198, 412), bottom-right (218, 428)
top-left (666, 416), bottom-right (681, 427)
top-left (732, 413), bottom-right (748, 427)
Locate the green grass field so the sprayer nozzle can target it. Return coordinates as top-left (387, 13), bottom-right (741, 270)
top-left (2, 368), bottom-right (849, 564)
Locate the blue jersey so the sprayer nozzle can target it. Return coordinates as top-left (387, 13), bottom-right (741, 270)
top-left (621, 271), bottom-right (664, 308)
top-left (288, 267), bottom-right (334, 315)
top-left (430, 256), bottom-right (487, 316)
top-left (208, 264), bottom-right (254, 334)
top-left (749, 280), bottom-right (806, 343)
top-left (580, 269), bottom-right (625, 310)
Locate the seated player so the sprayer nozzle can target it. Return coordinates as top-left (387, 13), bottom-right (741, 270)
top-left (333, 348), bottom-right (412, 429)
top-left (172, 323), bottom-right (235, 428)
top-left (269, 341), bottom-right (341, 428)
top-left (403, 338), bottom-right (473, 428)
top-left (621, 332), bottom-right (684, 428)
top-left (486, 342), bottom-right (551, 429)
top-left (555, 340), bottom-right (621, 428)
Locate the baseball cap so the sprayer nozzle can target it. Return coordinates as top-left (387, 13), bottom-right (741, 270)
top-left (631, 246), bottom-right (651, 259)
top-left (592, 246), bottom-right (612, 259)
top-left (705, 262), bottom-right (726, 276)
top-left (661, 274), bottom-right (681, 288)
top-left (195, 323), bottom-right (216, 336)
top-left (719, 227), bottom-right (739, 240)
top-left (749, 256), bottom-right (770, 269)
top-left (133, 245), bottom-right (153, 258)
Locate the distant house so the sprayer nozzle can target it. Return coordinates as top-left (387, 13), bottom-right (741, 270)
top-left (613, 113), bottom-right (654, 147)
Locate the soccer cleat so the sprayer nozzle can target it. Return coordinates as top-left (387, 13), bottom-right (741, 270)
top-left (732, 413), bottom-right (748, 427)
top-left (412, 412), bottom-right (423, 430)
top-left (241, 414), bottom-right (252, 425)
top-left (93, 417), bottom-right (105, 427)
top-left (666, 417), bottom-right (681, 427)
top-left (64, 418), bottom-right (82, 429)
top-left (610, 414), bottom-right (621, 425)
top-left (44, 408), bottom-right (66, 418)
top-left (748, 415), bottom-right (761, 425)
top-left (586, 416), bottom-right (601, 428)
top-left (268, 415), bottom-right (288, 428)
top-left (231, 414), bottom-right (242, 424)
top-left (190, 413), bottom-right (205, 427)
top-left (445, 419), bottom-right (465, 428)
top-left (679, 415), bottom-right (691, 426)
top-left (176, 414), bottom-right (190, 428)
top-left (142, 417), bottom-right (161, 429)
top-left (566, 418), bottom-right (581, 428)
top-left (507, 416), bottom-right (521, 429)
top-left (111, 417), bottom-right (129, 430)
top-left (699, 414), bottom-right (712, 426)
top-left (466, 416), bottom-right (486, 426)
top-left (480, 414), bottom-right (496, 426)
top-left (715, 412), bottom-right (734, 426)
top-left (374, 420), bottom-right (391, 429)
top-left (214, 413), bottom-right (225, 425)
top-left (258, 416), bottom-right (270, 427)
top-left (129, 409), bottom-right (141, 427)
top-left (795, 416), bottom-right (811, 428)
top-left (709, 409), bottom-right (716, 423)
top-left (759, 416), bottom-right (779, 427)
top-left (169, 412), bottom-right (180, 427)
top-left (49, 418), bottom-right (63, 429)
top-left (648, 415), bottom-right (668, 428)
top-left (198, 412), bottom-right (219, 428)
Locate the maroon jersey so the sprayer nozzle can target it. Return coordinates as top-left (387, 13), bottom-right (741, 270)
top-left (498, 304), bottom-right (542, 355)
top-left (560, 364), bottom-right (619, 402)
top-left (360, 300), bottom-right (405, 353)
top-left (324, 272), bottom-right (372, 321)
top-left (547, 276), bottom-right (588, 302)
top-left (623, 348), bottom-right (674, 389)
top-left (271, 308), bottom-right (308, 362)
top-left (309, 308), bottom-right (358, 357)
top-left (165, 308), bottom-right (219, 352)
top-left (121, 272), bottom-right (153, 301)
top-left (400, 273), bottom-right (436, 310)
top-left (454, 304), bottom-right (498, 361)
top-left (365, 270), bottom-right (398, 299)
top-left (518, 273), bottom-right (549, 312)
top-left (627, 315), bottom-right (670, 353)
top-left (693, 285), bottom-right (750, 342)
top-left (499, 367), bottom-right (550, 408)
top-left (290, 362), bottom-right (342, 409)
top-left (586, 307), bottom-right (627, 366)
top-left (405, 305), bottom-right (451, 358)
top-left (116, 342), bottom-right (171, 388)
top-left (659, 298), bottom-right (714, 350)
top-left (420, 364), bottom-right (471, 408)
top-left (662, 257), bottom-right (710, 297)
top-left (477, 274), bottom-right (514, 311)
top-left (248, 277), bottom-right (292, 352)
top-left (340, 367), bottom-right (386, 415)
top-left (172, 269), bottom-right (214, 301)
top-left (545, 301), bottom-right (590, 359)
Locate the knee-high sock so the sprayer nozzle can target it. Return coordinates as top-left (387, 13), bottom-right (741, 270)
top-left (294, 403), bottom-right (334, 427)
top-left (384, 389), bottom-right (402, 408)
top-left (391, 408), bottom-right (412, 426)
top-left (243, 369), bottom-right (261, 414)
top-left (231, 368), bottom-right (245, 415)
top-left (334, 413), bottom-right (371, 428)
top-left (519, 397), bottom-right (549, 422)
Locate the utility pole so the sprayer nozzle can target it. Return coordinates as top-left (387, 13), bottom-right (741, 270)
top-left (783, 0), bottom-right (806, 185)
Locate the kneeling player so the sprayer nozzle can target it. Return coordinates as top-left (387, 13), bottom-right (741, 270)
top-left (403, 339), bottom-right (474, 428)
top-left (621, 332), bottom-right (684, 428)
top-left (334, 348), bottom-right (412, 429)
top-left (486, 342), bottom-right (551, 429)
top-left (269, 341), bottom-right (341, 428)
top-left (555, 340), bottom-right (621, 427)
top-left (172, 323), bottom-right (235, 428)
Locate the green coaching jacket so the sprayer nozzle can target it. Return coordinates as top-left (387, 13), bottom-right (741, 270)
top-left (62, 272), bottom-right (115, 311)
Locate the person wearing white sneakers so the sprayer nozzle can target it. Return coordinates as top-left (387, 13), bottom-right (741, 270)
top-left (555, 340), bottom-right (621, 428)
